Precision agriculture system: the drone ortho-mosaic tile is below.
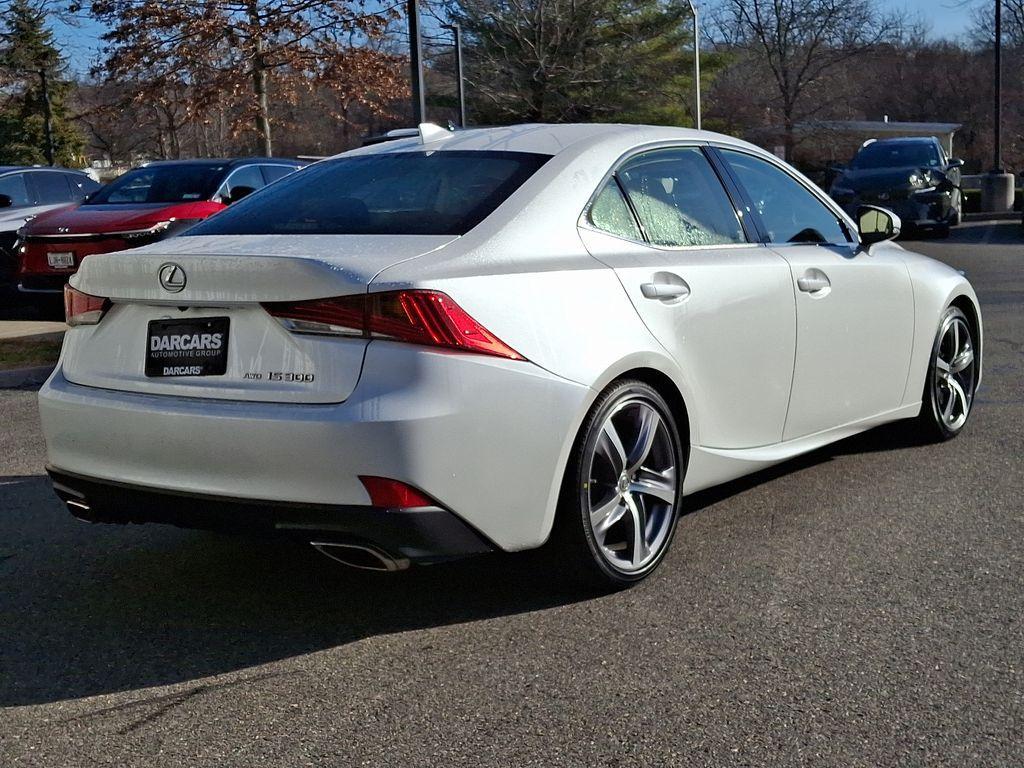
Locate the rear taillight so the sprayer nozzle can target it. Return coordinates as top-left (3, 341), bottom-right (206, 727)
top-left (263, 290), bottom-right (524, 360)
top-left (64, 285), bottom-right (111, 327)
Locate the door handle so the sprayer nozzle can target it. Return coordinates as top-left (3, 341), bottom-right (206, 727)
top-left (797, 270), bottom-right (831, 294)
top-left (641, 278), bottom-right (690, 301)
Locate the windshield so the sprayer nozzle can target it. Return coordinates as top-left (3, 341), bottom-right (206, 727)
top-left (851, 142), bottom-right (941, 170)
top-left (185, 151), bottom-right (550, 237)
top-left (86, 163), bottom-right (227, 205)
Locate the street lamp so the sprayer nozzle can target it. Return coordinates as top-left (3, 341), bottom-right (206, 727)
top-left (686, 0), bottom-right (701, 131)
top-left (407, 0), bottom-right (426, 123)
top-left (442, 23), bottom-right (467, 128)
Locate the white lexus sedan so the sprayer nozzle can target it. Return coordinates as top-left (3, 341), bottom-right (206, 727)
top-left (38, 124), bottom-right (981, 588)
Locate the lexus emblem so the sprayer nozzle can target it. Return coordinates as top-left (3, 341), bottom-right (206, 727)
top-left (158, 262), bottom-right (187, 293)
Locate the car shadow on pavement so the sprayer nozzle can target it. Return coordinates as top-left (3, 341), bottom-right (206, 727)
top-left (0, 474), bottom-right (605, 707)
top-left (0, 421), bottom-right (930, 707)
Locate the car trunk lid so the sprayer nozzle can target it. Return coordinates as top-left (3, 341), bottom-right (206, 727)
top-left (60, 234), bottom-right (457, 403)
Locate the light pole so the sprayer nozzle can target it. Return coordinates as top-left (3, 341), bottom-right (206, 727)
top-left (442, 23), bottom-right (467, 127)
top-left (408, 0), bottom-right (426, 123)
top-left (686, 1), bottom-right (701, 130)
top-left (994, 0), bottom-right (1002, 172)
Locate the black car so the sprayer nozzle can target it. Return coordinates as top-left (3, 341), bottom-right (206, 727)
top-left (829, 137), bottom-right (963, 237)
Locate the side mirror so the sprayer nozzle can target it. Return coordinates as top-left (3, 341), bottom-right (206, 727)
top-left (857, 205), bottom-right (901, 246)
top-left (0, 194), bottom-right (12, 209)
top-left (947, 158), bottom-right (964, 169)
top-left (224, 185), bottom-right (256, 205)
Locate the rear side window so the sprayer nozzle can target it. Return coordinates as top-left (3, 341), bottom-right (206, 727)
top-left (30, 172), bottom-right (73, 203)
top-left (588, 180), bottom-right (642, 241)
top-left (186, 151), bottom-right (550, 237)
top-left (616, 148), bottom-right (745, 247)
top-left (0, 173), bottom-right (31, 206)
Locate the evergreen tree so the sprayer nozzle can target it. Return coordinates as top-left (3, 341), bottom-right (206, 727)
top-left (0, 0), bottom-right (84, 166)
top-left (443, 0), bottom-right (716, 127)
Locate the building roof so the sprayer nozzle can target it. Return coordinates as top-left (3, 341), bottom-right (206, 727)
top-left (802, 120), bottom-right (962, 135)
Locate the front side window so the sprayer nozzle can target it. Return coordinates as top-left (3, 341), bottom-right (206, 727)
top-left (186, 151), bottom-right (550, 237)
top-left (720, 150), bottom-right (851, 245)
top-left (218, 165), bottom-right (265, 199)
top-left (31, 172), bottom-right (73, 203)
top-left (87, 163), bottom-right (226, 205)
top-left (0, 173), bottom-right (31, 207)
top-left (588, 180), bottom-right (642, 241)
top-left (67, 174), bottom-right (100, 199)
top-left (261, 164), bottom-right (298, 184)
top-left (616, 148), bottom-right (745, 247)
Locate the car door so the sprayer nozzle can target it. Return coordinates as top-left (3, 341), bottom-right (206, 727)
top-left (715, 147), bottom-right (915, 441)
top-left (578, 145), bottom-right (796, 450)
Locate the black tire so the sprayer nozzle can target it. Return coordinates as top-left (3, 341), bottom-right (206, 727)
top-left (548, 379), bottom-right (685, 590)
top-left (934, 222), bottom-right (951, 239)
top-left (916, 305), bottom-right (977, 441)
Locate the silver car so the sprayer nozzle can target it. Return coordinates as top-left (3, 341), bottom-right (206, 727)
top-left (0, 166), bottom-right (100, 296)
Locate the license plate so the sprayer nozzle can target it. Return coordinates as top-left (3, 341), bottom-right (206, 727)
top-left (47, 251), bottom-right (75, 268)
top-left (145, 317), bottom-right (229, 377)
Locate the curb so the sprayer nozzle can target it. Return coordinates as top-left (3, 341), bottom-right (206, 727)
top-left (0, 365), bottom-right (55, 390)
top-left (963, 212), bottom-right (1021, 222)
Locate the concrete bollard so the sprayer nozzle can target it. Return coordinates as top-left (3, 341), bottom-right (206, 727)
top-left (980, 172), bottom-right (1016, 213)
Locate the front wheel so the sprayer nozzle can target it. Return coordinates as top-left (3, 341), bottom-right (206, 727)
top-left (550, 380), bottom-right (685, 589)
top-left (918, 306), bottom-right (977, 441)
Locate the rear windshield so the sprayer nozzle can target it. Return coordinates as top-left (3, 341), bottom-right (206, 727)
top-left (86, 163), bottom-right (226, 205)
top-left (851, 142), bottom-right (941, 170)
top-left (184, 151), bottom-right (550, 236)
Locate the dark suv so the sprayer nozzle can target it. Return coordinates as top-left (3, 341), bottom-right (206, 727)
top-left (829, 137), bottom-right (963, 237)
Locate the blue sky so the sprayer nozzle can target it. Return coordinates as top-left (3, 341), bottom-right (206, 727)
top-left (902, 0), bottom-right (978, 39)
top-left (51, 1), bottom-right (980, 75)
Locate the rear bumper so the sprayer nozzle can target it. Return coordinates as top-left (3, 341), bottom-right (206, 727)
top-left (48, 467), bottom-right (494, 563)
top-left (39, 342), bottom-right (592, 552)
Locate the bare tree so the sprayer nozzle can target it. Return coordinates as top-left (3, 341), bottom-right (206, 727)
top-left (710, 0), bottom-right (893, 160)
top-left (79, 0), bottom-right (408, 156)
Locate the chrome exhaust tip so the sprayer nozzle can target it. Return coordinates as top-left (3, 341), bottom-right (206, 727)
top-left (310, 542), bottom-right (410, 572)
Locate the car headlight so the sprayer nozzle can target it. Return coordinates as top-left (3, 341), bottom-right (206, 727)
top-left (909, 172), bottom-right (940, 194)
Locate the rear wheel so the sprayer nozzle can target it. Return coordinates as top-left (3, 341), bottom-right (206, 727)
top-left (918, 306), bottom-right (977, 441)
top-left (550, 380), bottom-right (685, 589)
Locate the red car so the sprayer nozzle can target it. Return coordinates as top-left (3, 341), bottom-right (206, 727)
top-left (17, 158), bottom-right (303, 295)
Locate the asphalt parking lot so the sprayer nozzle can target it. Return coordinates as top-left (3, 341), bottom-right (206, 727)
top-left (0, 221), bottom-right (1021, 767)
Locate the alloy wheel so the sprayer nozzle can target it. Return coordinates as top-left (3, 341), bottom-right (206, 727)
top-left (584, 397), bottom-right (679, 573)
top-left (933, 312), bottom-right (976, 432)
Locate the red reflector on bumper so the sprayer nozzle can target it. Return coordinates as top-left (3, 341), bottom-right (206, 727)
top-left (359, 476), bottom-right (436, 509)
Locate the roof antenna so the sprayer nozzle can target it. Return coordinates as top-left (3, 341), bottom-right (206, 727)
top-left (418, 123), bottom-right (453, 144)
